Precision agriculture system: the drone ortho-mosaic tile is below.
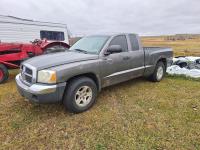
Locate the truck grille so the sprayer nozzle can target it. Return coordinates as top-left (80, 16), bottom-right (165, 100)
top-left (21, 65), bottom-right (33, 85)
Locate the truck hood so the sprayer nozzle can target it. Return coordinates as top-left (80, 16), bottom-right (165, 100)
top-left (24, 51), bottom-right (99, 70)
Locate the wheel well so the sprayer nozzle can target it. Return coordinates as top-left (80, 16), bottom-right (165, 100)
top-left (67, 73), bottom-right (100, 90)
top-left (42, 42), bottom-right (70, 50)
top-left (158, 58), bottom-right (167, 69)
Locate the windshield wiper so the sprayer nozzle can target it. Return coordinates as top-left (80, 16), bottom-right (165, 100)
top-left (73, 49), bottom-right (88, 54)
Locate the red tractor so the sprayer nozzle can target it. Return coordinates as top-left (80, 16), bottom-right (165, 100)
top-left (0, 39), bottom-right (70, 84)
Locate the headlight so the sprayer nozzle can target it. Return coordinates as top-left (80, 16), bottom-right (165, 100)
top-left (37, 70), bottom-right (57, 84)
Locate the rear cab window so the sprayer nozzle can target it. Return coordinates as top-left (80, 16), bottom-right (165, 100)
top-left (129, 34), bottom-right (140, 51)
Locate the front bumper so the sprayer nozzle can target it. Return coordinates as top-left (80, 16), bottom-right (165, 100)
top-left (15, 74), bottom-right (66, 104)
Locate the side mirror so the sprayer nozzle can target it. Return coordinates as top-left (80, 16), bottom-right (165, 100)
top-left (105, 45), bottom-right (122, 55)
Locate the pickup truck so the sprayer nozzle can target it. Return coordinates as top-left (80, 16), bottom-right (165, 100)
top-left (16, 34), bottom-right (173, 113)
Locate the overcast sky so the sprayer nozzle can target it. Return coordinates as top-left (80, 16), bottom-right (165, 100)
top-left (0, 0), bottom-right (200, 36)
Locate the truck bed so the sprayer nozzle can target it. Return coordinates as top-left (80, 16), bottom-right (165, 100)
top-left (143, 47), bottom-right (172, 55)
top-left (143, 46), bottom-right (173, 76)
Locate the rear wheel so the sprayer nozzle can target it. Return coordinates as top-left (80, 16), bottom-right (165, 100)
top-left (0, 64), bottom-right (9, 84)
top-left (149, 61), bottom-right (165, 82)
top-left (63, 77), bottom-right (98, 113)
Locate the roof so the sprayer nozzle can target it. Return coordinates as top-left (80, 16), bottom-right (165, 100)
top-left (0, 15), bottom-right (67, 28)
top-left (87, 33), bottom-right (138, 37)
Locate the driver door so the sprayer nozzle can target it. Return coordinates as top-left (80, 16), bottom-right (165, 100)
top-left (100, 35), bottom-right (132, 87)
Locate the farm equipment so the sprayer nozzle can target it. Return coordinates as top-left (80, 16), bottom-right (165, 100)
top-left (0, 39), bottom-right (70, 83)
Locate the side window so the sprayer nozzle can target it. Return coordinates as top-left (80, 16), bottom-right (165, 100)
top-left (109, 35), bottom-right (128, 52)
top-left (40, 30), bottom-right (65, 41)
top-left (129, 34), bottom-right (140, 51)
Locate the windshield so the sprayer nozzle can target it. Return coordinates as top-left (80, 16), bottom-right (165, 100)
top-left (69, 36), bottom-right (109, 54)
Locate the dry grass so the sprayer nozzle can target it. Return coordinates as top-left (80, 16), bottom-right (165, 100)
top-left (0, 71), bottom-right (200, 149)
top-left (0, 38), bottom-right (200, 149)
top-left (142, 37), bottom-right (200, 56)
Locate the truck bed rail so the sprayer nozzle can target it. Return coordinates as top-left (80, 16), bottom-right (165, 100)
top-left (143, 47), bottom-right (170, 51)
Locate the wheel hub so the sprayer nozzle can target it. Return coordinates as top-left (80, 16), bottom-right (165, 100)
top-left (75, 86), bottom-right (93, 107)
top-left (157, 66), bottom-right (164, 80)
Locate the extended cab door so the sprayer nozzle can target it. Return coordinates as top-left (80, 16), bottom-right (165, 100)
top-left (127, 34), bottom-right (145, 77)
top-left (101, 35), bottom-right (132, 87)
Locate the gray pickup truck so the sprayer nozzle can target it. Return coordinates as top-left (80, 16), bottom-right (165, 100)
top-left (16, 34), bottom-right (173, 113)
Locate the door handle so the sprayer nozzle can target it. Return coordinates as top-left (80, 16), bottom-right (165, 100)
top-left (123, 56), bottom-right (130, 60)
top-left (103, 57), bottom-right (113, 64)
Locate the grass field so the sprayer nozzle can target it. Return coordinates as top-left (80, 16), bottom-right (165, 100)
top-left (142, 36), bottom-right (200, 56)
top-left (0, 37), bottom-right (200, 149)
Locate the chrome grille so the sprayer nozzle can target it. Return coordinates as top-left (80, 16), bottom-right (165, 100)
top-left (21, 65), bottom-right (33, 85)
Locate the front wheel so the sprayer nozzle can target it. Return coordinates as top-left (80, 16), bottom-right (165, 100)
top-left (63, 77), bottom-right (98, 113)
top-left (0, 64), bottom-right (9, 84)
top-left (149, 61), bottom-right (165, 82)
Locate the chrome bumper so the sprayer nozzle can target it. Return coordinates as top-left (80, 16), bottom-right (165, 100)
top-left (15, 74), bottom-right (66, 103)
top-left (16, 74), bottom-right (57, 94)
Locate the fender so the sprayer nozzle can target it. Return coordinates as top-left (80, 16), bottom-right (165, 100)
top-left (40, 41), bottom-right (70, 50)
top-left (155, 56), bottom-right (167, 64)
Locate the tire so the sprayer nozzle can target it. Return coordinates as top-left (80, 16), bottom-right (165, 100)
top-left (0, 64), bottom-right (9, 84)
top-left (149, 61), bottom-right (165, 82)
top-left (63, 77), bottom-right (98, 113)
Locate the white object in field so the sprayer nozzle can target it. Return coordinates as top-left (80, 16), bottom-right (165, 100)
top-left (173, 56), bottom-right (200, 63)
top-left (167, 65), bottom-right (200, 78)
top-left (167, 56), bottom-right (200, 78)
